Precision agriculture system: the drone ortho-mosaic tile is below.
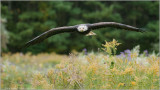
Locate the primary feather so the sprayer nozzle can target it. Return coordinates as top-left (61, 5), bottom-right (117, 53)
top-left (24, 26), bottom-right (76, 48)
top-left (90, 22), bottom-right (145, 32)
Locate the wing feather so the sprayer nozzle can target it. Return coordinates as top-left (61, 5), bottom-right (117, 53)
top-left (89, 22), bottom-right (145, 32)
top-left (24, 26), bottom-right (77, 48)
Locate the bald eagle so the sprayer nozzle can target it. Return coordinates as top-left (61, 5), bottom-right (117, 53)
top-left (24, 22), bottom-right (145, 48)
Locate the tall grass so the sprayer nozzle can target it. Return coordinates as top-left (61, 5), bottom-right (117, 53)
top-left (1, 39), bottom-right (159, 89)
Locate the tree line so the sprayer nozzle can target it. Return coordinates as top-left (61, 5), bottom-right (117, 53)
top-left (1, 1), bottom-right (159, 54)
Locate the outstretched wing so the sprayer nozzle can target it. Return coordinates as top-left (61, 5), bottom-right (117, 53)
top-left (89, 22), bottom-right (145, 32)
top-left (24, 26), bottom-right (77, 48)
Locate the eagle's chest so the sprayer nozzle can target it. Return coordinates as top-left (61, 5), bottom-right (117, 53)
top-left (77, 25), bottom-right (89, 32)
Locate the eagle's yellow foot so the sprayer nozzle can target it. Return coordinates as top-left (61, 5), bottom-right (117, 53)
top-left (86, 31), bottom-right (96, 36)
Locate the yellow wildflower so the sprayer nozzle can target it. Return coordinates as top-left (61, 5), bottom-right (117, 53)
top-left (42, 84), bottom-right (54, 89)
top-left (131, 53), bottom-right (138, 58)
top-left (86, 56), bottom-right (92, 63)
top-left (10, 83), bottom-right (18, 89)
top-left (123, 67), bottom-right (134, 75)
top-left (152, 65), bottom-right (159, 75)
top-left (47, 69), bottom-right (54, 78)
top-left (131, 81), bottom-right (136, 86)
top-left (101, 84), bottom-right (111, 89)
top-left (113, 39), bottom-right (121, 46)
top-left (17, 77), bottom-right (22, 83)
top-left (58, 71), bottom-right (63, 79)
top-left (102, 39), bottom-right (121, 55)
top-left (117, 83), bottom-right (125, 87)
top-left (151, 85), bottom-right (154, 89)
top-left (92, 78), bottom-right (96, 80)
top-left (55, 64), bottom-right (65, 69)
top-left (106, 84), bottom-right (111, 88)
top-left (111, 67), bottom-right (117, 72)
top-left (88, 63), bottom-right (97, 73)
top-left (147, 63), bottom-right (159, 75)
top-left (1, 81), bottom-right (3, 88)
top-left (101, 85), bottom-right (106, 89)
top-left (33, 73), bottom-right (43, 80)
top-left (134, 76), bottom-right (139, 82)
top-left (129, 62), bottom-right (132, 65)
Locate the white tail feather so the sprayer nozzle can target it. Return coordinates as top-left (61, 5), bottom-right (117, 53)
top-left (86, 31), bottom-right (96, 36)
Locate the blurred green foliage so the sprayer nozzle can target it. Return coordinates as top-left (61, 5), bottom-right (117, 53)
top-left (1, 1), bottom-right (159, 54)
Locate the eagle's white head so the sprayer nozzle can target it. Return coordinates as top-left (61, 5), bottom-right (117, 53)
top-left (77, 25), bottom-right (88, 32)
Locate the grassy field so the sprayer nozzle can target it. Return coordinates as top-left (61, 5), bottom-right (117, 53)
top-left (1, 40), bottom-right (159, 89)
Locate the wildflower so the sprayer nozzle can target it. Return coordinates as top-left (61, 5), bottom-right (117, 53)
top-left (92, 78), bottom-right (96, 80)
top-left (124, 49), bottom-right (132, 61)
top-left (82, 48), bottom-right (88, 55)
top-left (151, 85), bottom-right (154, 89)
top-left (55, 64), bottom-right (65, 69)
top-left (101, 85), bottom-right (106, 89)
top-left (86, 56), bottom-right (92, 63)
top-left (17, 77), bottom-right (22, 83)
top-left (124, 49), bottom-right (131, 54)
top-left (150, 65), bottom-right (159, 75)
top-left (101, 84), bottom-right (111, 89)
top-left (33, 73), bottom-right (43, 80)
top-left (42, 84), bottom-right (54, 89)
top-left (123, 67), bottom-right (134, 75)
top-left (47, 69), bottom-right (54, 78)
top-left (58, 71), bottom-right (64, 79)
top-left (88, 63), bottom-right (97, 74)
top-left (102, 39), bottom-right (121, 55)
top-left (131, 81), bottom-right (136, 86)
top-left (134, 76), bottom-right (139, 82)
top-left (113, 39), bottom-right (121, 46)
top-left (1, 81), bottom-right (3, 88)
top-left (117, 52), bottom-right (125, 58)
top-left (111, 67), bottom-right (118, 74)
top-left (143, 50), bottom-right (149, 56)
top-left (106, 84), bottom-right (111, 87)
top-left (10, 83), bottom-right (18, 89)
top-left (117, 83), bottom-right (125, 87)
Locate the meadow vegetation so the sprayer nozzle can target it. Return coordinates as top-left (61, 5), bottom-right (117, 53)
top-left (1, 39), bottom-right (159, 89)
